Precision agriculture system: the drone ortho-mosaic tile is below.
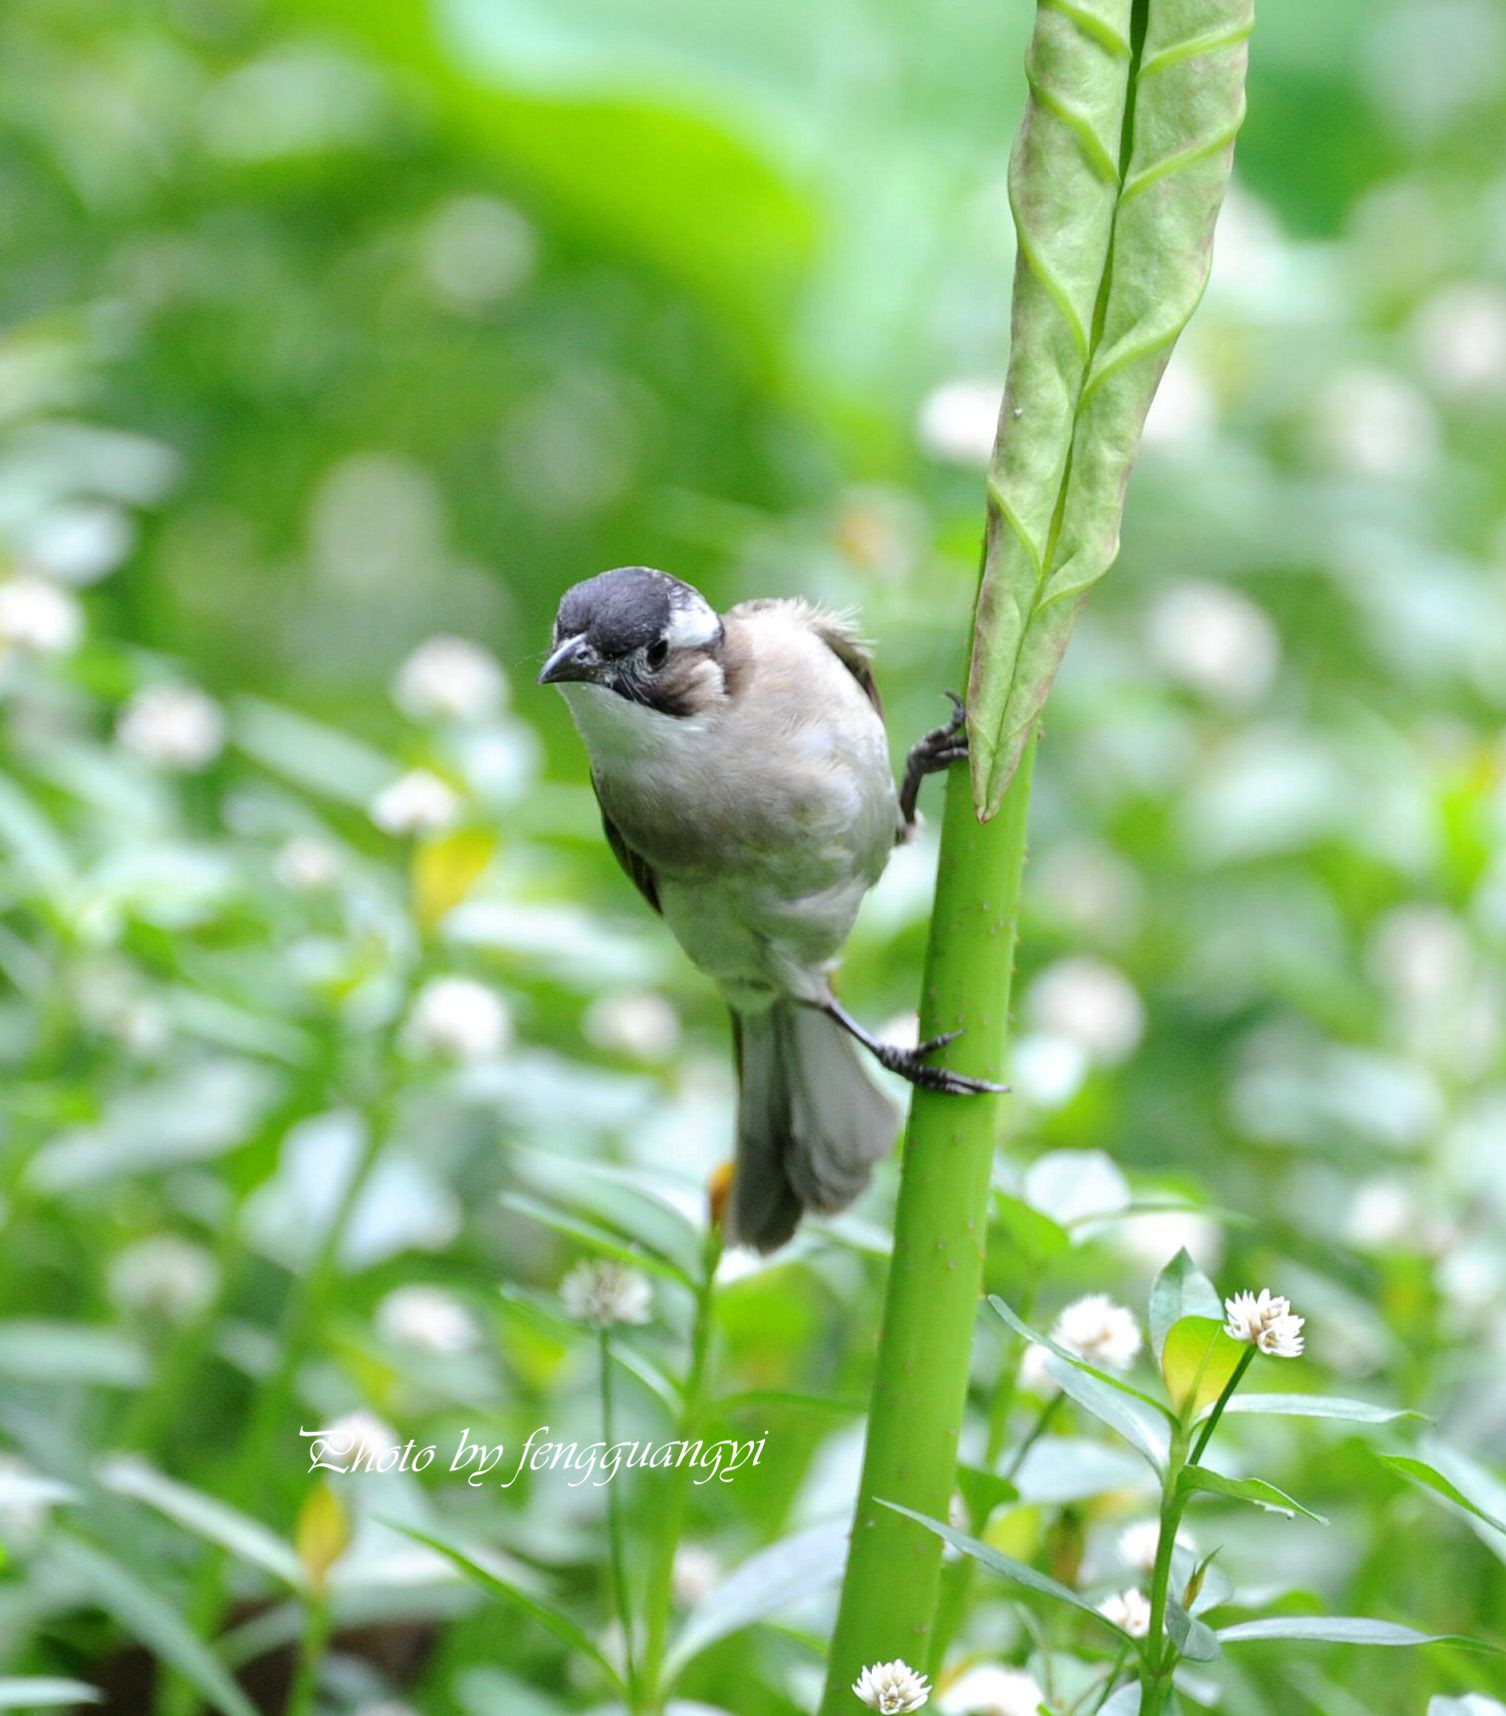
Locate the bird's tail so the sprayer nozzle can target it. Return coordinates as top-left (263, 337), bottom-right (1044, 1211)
top-left (727, 1000), bottom-right (900, 1253)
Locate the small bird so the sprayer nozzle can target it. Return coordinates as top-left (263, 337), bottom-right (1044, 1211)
top-left (539, 565), bottom-right (995, 1251)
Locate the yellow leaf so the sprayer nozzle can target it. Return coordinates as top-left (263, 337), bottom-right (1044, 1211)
top-left (1161, 1316), bottom-right (1245, 1418)
top-left (412, 830), bottom-right (496, 932)
top-left (295, 1482), bottom-right (350, 1595)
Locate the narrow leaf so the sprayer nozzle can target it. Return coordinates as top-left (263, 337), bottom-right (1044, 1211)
top-left (51, 1536), bottom-right (259, 1716)
top-left (1161, 1316), bottom-right (1244, 1417)
top-left (96, 1455), bottom-right (302, 1588)
top-left (1180, 1465), bottom-right (1326, 1525)
top-left (989, 1295), bottom-right (1175, 1421)
top-left (1166, 1595), bottom-right (1221, 1662)
top-left (1220, 1394), bottom-right (1420, 1425)
top-left (663, 1521), bottom-right (849, 1683)
top-left (968, 0), bottom-right (1253, 812)
top-left (1219, 1617), bottom-right (1496, 1650)
top-left (1046, 1354), bottom-right (1169, 1471)
top-left (389, 1521), bottom-right (622, 1691)
top-left (1149, 1250), bottom-right (1223, 1362)
top-left (1381, 1455), bottom-right (1506, 1538)
top-left (955, 1463), bottom-right (1019, 1528)
top-left (500, 1192), bottom-right (692, 1285)
top-left (880, 1503), bottom-right (1137, 1640)
top-left (0, 1683), bottom-right (103, 1709)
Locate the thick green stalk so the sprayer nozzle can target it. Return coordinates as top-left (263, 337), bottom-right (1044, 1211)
top-left (818, 732), bottom-right (1036, 1712)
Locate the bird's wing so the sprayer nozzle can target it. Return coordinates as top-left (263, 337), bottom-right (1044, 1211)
top-left (594, 785), bottom-right (662, 914)
top-left (730, 598), bottom-right (884, 719)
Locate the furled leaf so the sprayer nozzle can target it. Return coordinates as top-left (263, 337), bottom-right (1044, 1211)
top-left (663, 1520), bottom-right (849, 1682)
top-left (1161, 1316), bottom-right (1244, 1416)
top-left (1149, 1249), bottom-right (1223, 1362)
top-left (967, 0), bottom-right (1254, 813)
top-left (880, 1503), bottom-right (1139, 1640)
top-left (51, 1536), bottom-right (259, 1716)
top-left (294, 1484), bottom-right (350, 1595)
top-left (1179, 1465), bottom-right (1326, 1525)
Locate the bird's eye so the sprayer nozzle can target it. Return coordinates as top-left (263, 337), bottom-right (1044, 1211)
top-left (645, 638), bottom-right (669, 671)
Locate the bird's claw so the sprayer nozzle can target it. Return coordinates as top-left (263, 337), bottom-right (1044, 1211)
top-left (873, 1027), bottom-right (1006, 1095)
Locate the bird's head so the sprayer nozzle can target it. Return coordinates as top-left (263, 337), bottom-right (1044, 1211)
top-left (538, 566), bottom-right (725, 716)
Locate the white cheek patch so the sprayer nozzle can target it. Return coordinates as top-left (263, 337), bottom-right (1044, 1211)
top-left (664, 598), bottom-right (720, 649)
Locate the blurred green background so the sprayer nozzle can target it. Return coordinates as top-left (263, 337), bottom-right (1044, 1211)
top-left (2, 0), bottom-right (1506, 1712)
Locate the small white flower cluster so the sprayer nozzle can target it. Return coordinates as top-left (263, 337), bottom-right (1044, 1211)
top-left (1021, 1293), bottom-right (1142, 1395)
top-left (560, 1259), bottom-right (652, 1329)
top-left (117, 684), bottom-right (226, 771)
top-left (392, 634), bottom-right (507, 723)
top-left (108, 1236), bottom-right (218, 1323)
top-left (670, 1542), bottom-right (721, 1607)
top-left (321, 1410), bottom-right (400, 1469)
top-left (375, 1284), bottom-right (481, 1355)
top-left (936, 1663), bottom-right (1043, 1716)
top-left (916, 379), bottom-right (1003, 467)
top-left (0, 575), bottom-right (83, 656)
top-left (404, 976), bottom-right (511, 1062)
top-left (854, 1657), bottom-right (930, 1712)
top-left (1097, 1586), bottom-right (1152, 1637)
top-left (583, 990), bottom-right (682, 1061)
top-left (1224, 1288), bottom-right (1305, 1358)
top-left (370, 768), bottom-right (462, 835)
top-left (274, 835), bottom-right (341, 893)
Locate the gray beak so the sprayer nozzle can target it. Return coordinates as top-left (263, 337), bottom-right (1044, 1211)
top-left (538, 634), bottom-right (601, 686)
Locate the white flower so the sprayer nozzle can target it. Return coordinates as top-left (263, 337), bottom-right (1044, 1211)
top-left (375, 1284), bottom-right (480, 1355)
top-left (916, 379), bottom-right (1002, 466)
top-left (1145, 580), bottom-right (1280, 708)
top-left (1142, 352), bottom-right (1216, 448)
top-left (1118, 1518), bottom-right (1192, 1578)
top-left (1018, 1342), bottom-right (1058, 1397)
top-left (560, 1259), bottom-right (652, 1329)
top-left (1051, 1294), bottom-right (1143, 1371)
top-left (420, 194), bottom-right (536, 313)
top-left (370, 768), bottom-right (462, 835)
top-left (404, 976), bottom-right (511, 1062)
top-left (1116, 1209), bottom-right (1225, 1277)
top-left (1026, 958), bottom-right (1145, 1066)
top-left (1011, 1033), bottom-right (1088, 1109)
top-left (0, 575), bottom-right (83, 655)
top-left (321, 1410), bottom-right (399, 1469)
top-left (108, 1236), bottom-right (218, 1323)
top-left (583, 990), bottom-right (682, 1061)
top-left (273, 835), bottom-right (341, 893)
top-left (392, 634), bottom-right (507, 723)
top-left (854, 1658), bottom-right (930, 1712)
top-left (1345, 1177), bottom-right (1413, 1252)
top-left (1309, 367), bottom-right (1438, 481)
top-left (1098, 1587), bottom-right (1152, 1638)
top-left (116, 684), bottom-right (225, 771)
top-left (1223, 1288), bottom-right (1305, 1358)
top-left (937, 1664), bottom-right (1045, 1716)
top-left (1413, 280), bottom-right (1506, 398)
top-left (671, 1542), bottom-right (721, 1606)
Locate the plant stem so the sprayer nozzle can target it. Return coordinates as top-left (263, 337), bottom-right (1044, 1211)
top-left (1141, 1423), bottom-right (1190, 1716)
top-left (818, 732), bottom-right (1036, 1713)
top-left (601, 1329), bottom-right (638, 1702)
top-left (637, 1227), bottom-right (722, 1713)
top-left (1188, 1347), bottom-right (1255, 1467)
top-left (284, 1590), bottom-right (332, 1716)
top-left (1087, 1644), bottom-right (1132, 1714)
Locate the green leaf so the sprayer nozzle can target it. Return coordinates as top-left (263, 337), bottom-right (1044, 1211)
top-left (1045, 1353), bottom-right (1169, 1472)
top-left (955, 1464), bottom-right (1019, 1528)
top-left (988, 1296), bottom-right (1175, 1422)
top-left (967, 0), bottom-right (1253, 813)
top-left (1166, 1595), bottom-right (1221, 1662)
top-left (880, 1503), bottom-right (1139, 1641)
top-left (1219, 1394), bottom-right (1420, 1425)
top-left (1381, 1454), bottom-right (1506, 1539)
top-left (0, 1322), bottom-right (147, 1388)
top-left (663, 1521), bottom-right (849, 1683)
top-left (1149, 1250), bottom-right (1224, 1362)
top-left (1219, 1617), bottom-right (1497, 1650)
top-left (1161, 1316), bottom-right (1245, 1417)
top-left (500, 1192), bottom-right (693, 1286)
top-left (51, 1536), bottom-right (259, 1716)
top-left (96, 1455), bottom-right (303, 1588)
top-left (1179, 1465), bottom-right (1326, 1525)
top-left (0, 1683), bottom-right (102, 1710)
top-left (388, 1521), bottom-right (622, 1692)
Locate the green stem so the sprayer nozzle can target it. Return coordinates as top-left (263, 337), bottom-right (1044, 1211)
top-left (601, 1329), bottom-right (638, 1702)
top-left (284, 1589), bottom-right (333, 1716)
top-left (1002, 1392), bottom-right (1062, 1484)
top-left (1188, 1346), bottom-right (1255, 1467)
top-left (637, 1227), bottom-right (722, 1713)
top-left (1086, 1644), bottom-right (1132, 1715)
top-left (818, 732), bottom-right (1036, 1713)
top-left (1140, 1423), bottom-right (1190, 1716)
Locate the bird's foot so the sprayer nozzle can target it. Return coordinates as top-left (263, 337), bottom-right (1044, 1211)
top-left (900, 692), bottom-right (969, 835)
top-left (871, 1027), bottom-right (1007, 1095)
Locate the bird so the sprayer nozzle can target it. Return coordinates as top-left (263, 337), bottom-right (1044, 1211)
top-left (539, 564), bottom-right (997, 1252)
